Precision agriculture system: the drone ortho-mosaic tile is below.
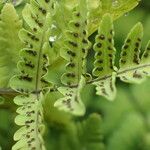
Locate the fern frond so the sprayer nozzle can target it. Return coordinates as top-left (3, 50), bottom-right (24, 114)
top-left (92, 14), bottom-right (117, 100)
top-left (92, 18), bottom-right (150, 101)
top-left (77, 113), bottom-right (105, 150)
top-left (118, 23), bottom-right (150, 83)
top-left (54, 0), bottom-right (90, 115)
top-left (12, 94), bottom-right (45, 150)
top-left (0, 3), bottom-right (22, 87)
top-left (55, 11), bottom-right (150, 115)
top-left (10, 0), bottom-right (54, 149)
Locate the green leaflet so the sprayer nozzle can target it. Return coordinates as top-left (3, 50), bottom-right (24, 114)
top-left (93, 73), bottom-right (117, 101)
top-left (0, 3), bottom-right (22, 87)
top-left (54, 76), bottom-right (86, 116)
top-left (118, 23), bottom-right (150, 83)
top-left (60, 0), bottom-right (90, 86)
top-left (9, 0), bottom-right (54, 149)
top-left (77, 113), bottom-right (105, 150)
top-left (10, 0), bottom-right (52, 93)
top-left (92, 14), bottom-right (117, 101)
top-left (12, 94), bottom-right (45, 150)
top-left (54, 0), bottom-right (90, 115)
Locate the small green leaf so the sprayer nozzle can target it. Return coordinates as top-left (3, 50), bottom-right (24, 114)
top-left (93, 73), bottom-right (117, 101)
top-left (0, 3), bottom-right (22, 87)
top-left (77, 113), bottom-right (105, 150)
top-left (92, 14), bottom-right (117, 100)
top-left (60, 0), bottom-right (90, 86)
top-left (54, 76), bottom-right (86, 116)
top-left (120, 23), bottom-right (143, 68)
top-left (119, 23), bottom-right (145, 83)
top-left (10, 0), bottom-right (52, 94)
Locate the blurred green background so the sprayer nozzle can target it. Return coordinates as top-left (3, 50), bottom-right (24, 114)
top-left (0, 0), bottom-right (150, 150)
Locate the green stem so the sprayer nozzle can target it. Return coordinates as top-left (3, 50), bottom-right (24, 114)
top-left (0, 63), bottom-right (150, 94)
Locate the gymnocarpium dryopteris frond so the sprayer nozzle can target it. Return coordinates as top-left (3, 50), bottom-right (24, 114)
top-left (0, 3), bottom-right (22, 87)
top-left (10, 0), bottom-right (54, 149)
top-left (54, 12), bottom-right (150, 116)
top-left (54, 0), bottom-right (91, 116)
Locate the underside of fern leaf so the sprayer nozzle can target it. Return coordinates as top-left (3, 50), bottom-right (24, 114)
top-left (119, 23), bottom-right (150, 83)
top-left (0, 1), bottom-right (149, 150)
top-left (92, 14), bottom-right (150, 101)
top-left (10, 0), bottom-right (53, 149)
top-left (12, 94), bottom-right (45, 150)
top-left (92, 14), bottom-right (117, 101)
top-left (54, 0), bottom-right (90, 116)
top-left (54, 76), bottom-right (86, 116)
top-left (55, 11), bottom-right (150, 115)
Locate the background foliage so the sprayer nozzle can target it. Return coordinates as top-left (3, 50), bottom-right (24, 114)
top-left (0, 0), bottom-right (150, 150)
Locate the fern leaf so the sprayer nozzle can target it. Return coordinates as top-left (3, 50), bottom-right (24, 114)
top-left (54, 0), bottom-right (90, 115)
top-left (118, 23), bottom-right (149, 83)
top-left (54, 76), bottom-right (86, 116)
top-left (12, 94), bottom-right (45, 150)
top-left (60, 0), bottom-right (90, 86)
top-left (77, 113), bottom-right (105, 150)
top-left (10, 0), bottom-right (53, 149)
top-left (92, 14), bottom-right (117, 101)
top-left (10, 0), bottom-right (52, 93)
top-left (0, 3), bottom-right (22, 87)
